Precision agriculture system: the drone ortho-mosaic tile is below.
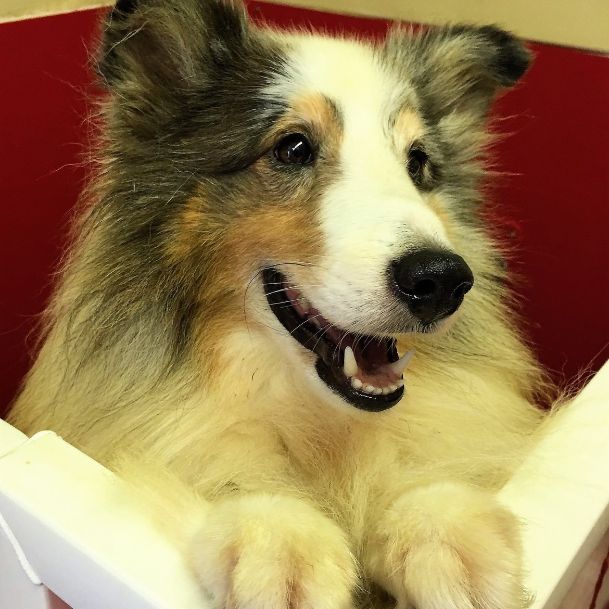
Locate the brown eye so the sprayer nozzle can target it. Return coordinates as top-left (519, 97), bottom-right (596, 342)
top-left (274, 133), bottom-right (314, 165)
top-left (407, 147), bottom-right (429, 183)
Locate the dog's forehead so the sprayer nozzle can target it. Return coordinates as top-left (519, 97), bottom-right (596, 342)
top-left (274, 34), bottom-right (412, 125)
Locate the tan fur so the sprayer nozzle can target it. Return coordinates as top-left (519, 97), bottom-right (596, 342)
top-left (392, 107), bottom-right (426, 153)
top-left (425, 193), bottom-right (457, 238)
top-left (289, 92), bottom-right (343, 148)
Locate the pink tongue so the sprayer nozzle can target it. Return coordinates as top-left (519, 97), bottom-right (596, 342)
top-left (329, 326), bottom-right (399, 385)
top-left (285, 287), bottom-right (308, 316)
top-left (357, 366), bottom-right (399, 386)
top-left (351, 341), bottom-right (399, 385)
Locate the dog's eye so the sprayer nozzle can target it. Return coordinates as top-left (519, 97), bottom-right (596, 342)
top-left (274, 133), bottom-right (314, 165)
top-left (407, 147), bottom-right (429, 183)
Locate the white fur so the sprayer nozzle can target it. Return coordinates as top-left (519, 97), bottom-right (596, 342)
top-left (269, 35), bottom-right (451, 335)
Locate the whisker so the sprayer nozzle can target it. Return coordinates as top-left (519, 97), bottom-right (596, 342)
top-left (311, 322), bottom-right (337, 353)
top-left (332, 331), bottom-right (352, 362)
top-left (289, 313), bottom-right (325, 337)
top-left (264, 287), bottom-right (290, 297)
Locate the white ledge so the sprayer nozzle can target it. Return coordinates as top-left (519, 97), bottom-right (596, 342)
top-left (0, 422), bottom-right (206, 609)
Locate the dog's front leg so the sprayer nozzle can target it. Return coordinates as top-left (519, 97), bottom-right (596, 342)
top-left (189, 493), bottom-right (358, 609)
top-left (365, 481), bottom-right (529, 609)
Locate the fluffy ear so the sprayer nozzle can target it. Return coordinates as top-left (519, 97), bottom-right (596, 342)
top-left (98, 0), bottom-right (249, 92)
top-left (387, 24), bottom-right (532, 120)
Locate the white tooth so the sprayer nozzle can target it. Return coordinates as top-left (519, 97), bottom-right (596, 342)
top-left (395, 379), bottom-right (405, 388)
top-left (363, 384), bottom-right (375, 394)
top-left (351, 377), bottom-right (363, 390)
top-left (389, 350), bottom-right (415, 377)
top-left (387, 384), bottom-right (398, 393)
top-left (372, 387), bottom-right (383, 395)
top-left (343, 346), bottom-right (358, 378)
top-left (382, 387), bottom-right (391, 395)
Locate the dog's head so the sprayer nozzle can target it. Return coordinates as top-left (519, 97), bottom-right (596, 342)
top-left (93, 0), bottom-right (530, 412)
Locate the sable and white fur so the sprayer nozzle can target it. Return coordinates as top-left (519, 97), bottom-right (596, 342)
top-left (10, 1), bottom-right (555, 608)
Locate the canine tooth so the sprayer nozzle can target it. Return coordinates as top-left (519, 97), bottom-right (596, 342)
top-left (372, 387), bottom-right (383, 395)
top-left (351, 377), bottom-right (363, 390)
top-left (389, 350), bottom-right (415, 377)
top-left (363, 384), bottom-right (375, 394)
top-left (343, 346), bottom-right (358, 378)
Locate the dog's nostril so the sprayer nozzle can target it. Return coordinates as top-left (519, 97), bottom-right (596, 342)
top-left (452, 281), bottom-right (473, 302)
top-left (412, 278), bottom-right (437, 298)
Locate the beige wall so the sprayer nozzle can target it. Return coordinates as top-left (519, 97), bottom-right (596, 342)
top-left (2, 0), bottom-right (608, 53)
top-left (265, 0), bottom-right (609, 53)
top-left (0, 0), bottom-right (107, 23)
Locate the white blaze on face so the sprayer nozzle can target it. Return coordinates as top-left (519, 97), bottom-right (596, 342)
top-left (276, 34), bottom-right (452, 333)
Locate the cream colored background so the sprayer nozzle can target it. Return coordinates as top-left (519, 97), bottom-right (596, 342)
top-left (265, 0), bottom-right (609, 53)
top-left (0, 0), bottom-right (107, 22)
top-left (1, 0), bottom-right (607, 52)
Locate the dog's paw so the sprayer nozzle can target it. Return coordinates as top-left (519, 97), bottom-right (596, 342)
top-left (190, 494), bottom-right (357, 609)
top-left (368, 482), bottom-right (529, 609)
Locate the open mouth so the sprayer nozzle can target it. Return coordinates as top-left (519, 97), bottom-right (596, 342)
top-left (262, 268), bottom-right (412, 412)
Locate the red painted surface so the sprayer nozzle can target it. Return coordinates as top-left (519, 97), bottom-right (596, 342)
top-left (0, 10), bottom-right (103, 416)
top-left (492, 44), bottom-right (609, 383)
top-left (1, 4), bottom-right (608, 415)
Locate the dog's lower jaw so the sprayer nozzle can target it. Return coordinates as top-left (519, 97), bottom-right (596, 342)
top-left (364, 481), bottom-right (529, 609)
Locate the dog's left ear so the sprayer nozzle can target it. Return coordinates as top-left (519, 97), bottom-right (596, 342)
top-left (96, 0), bottom-right (252, 138)
top-left (98, 0), bottom-right (250, 91)
top-left (388, 24), bottom-right (531, 120)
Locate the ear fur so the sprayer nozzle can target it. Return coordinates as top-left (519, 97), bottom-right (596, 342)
top-left (96, 0), bottom-right (254, 140)
top-left (98, 0), bottom-right (249, 88)
top-left (387, 24), bottom-right (532, 119)
top-left (470, 25), bottom-right (532, 87)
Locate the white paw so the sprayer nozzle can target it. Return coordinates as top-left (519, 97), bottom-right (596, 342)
top-left (368, 482), bottom-right (529, 609)
top-left (190, 494), bottom-right (357, 609)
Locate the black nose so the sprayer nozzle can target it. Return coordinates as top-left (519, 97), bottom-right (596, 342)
top-left (391, 249), bottom-right (474, 324)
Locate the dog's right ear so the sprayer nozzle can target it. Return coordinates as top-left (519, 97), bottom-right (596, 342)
top-left (98, 0), bottom-right (250, 90)
top-left (387, 24), bottom-right (531, 121)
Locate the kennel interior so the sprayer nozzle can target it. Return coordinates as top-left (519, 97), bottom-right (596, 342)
top-left (1, 1), bottom-right (608, 608)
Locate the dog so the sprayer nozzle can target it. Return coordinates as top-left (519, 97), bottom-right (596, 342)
top-left (9, 1), bottom-right (553, 607)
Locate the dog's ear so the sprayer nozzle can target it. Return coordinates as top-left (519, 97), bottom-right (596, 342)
top-left (98, 0), bottom-right (249, 90)
top-left (388, 24), bottom-right (531, 120)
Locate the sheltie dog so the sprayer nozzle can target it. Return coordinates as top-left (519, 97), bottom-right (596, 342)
top-left (9, 1), bottom-right (553, 607)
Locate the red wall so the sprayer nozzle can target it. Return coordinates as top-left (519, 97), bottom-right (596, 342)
top-left (1, 4), bottom-right (608, 414)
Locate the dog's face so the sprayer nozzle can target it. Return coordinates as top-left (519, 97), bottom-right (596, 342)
top-left (98, 0), bottom-right (530, 412)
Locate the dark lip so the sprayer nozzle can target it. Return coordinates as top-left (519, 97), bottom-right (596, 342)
top-left (262, 268), bottom-right (404, 412)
